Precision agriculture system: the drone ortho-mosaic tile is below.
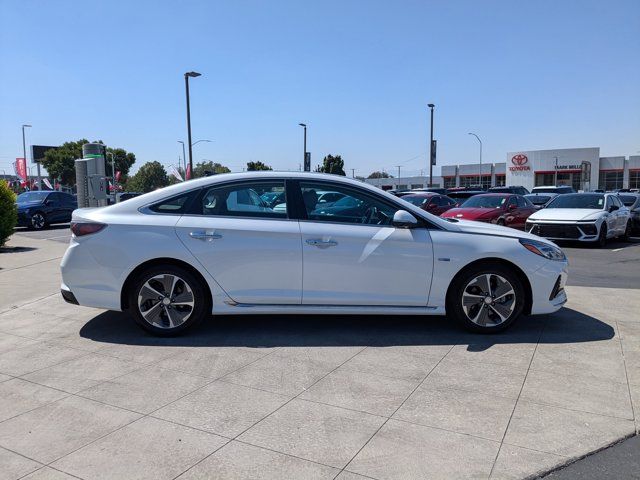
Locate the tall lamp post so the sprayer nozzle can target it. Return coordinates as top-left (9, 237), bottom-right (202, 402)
top-left (427, 104), bottom-right (434, 187)
top-left (468, 132), bottom-right (483, 188)
top-left (177, 141), bottom-right (186, 174)
top-left (298, 123), bottom-right (307, 171)
top-left (184, 71), bottom-right (201, 177)
top-left (22, 124), bottom-right (32, 187)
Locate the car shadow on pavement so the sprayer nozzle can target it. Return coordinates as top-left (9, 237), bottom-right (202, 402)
top-left (79, 307), bottom-right (614, 350)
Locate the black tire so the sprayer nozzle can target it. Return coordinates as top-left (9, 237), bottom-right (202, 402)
top-left (497, 218), bottom-right (505, 226)
top-left (29, 212), bottom-right (47, 230)
top-left (128, 264), bottom-right (210, 336)
top-left (446, 262), bottom-right (525, 333)
top-left (622, 220), bottom-right (631, 242)
top-left (596, 224), bottom-right (607, 248)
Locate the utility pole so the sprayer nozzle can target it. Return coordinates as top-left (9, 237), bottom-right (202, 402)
top-left (555, 156), bottom-right (559, 186)
top-left (299, 123), bottom-right (308, 171)
top-left (428, 104), bottom-right (435, 187)
top-left (351, 168), bottom-right (355, 178)
top-left (184, 71), bottom-right (202, 178)
top-left (22, 124), bottom-right (32, 188)
top-left (468, 133), bottom-right (482, 188)
top-left (396, 166), bottom-right (401, 183)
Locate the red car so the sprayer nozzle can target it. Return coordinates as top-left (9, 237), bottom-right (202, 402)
top-left (401, 192), bottom-right (456, 216)
top-left (440, 193), bottom-right (537, 229)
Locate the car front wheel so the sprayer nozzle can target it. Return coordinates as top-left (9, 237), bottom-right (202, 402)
top-left (30, 212), bottom-right (46, 230)
top-left (447, 263), bottom-right (525, 333)
top-left (128, 265), bottom-right (209, 336)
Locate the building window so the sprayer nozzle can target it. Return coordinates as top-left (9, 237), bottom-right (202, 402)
top-left (443, 177), bottom-right (456, 188)
top-left (535, 173), bottom-right (555, 187)
top-left (630, 171), bottom-right (640, 189)
top-left (481, 175), bottom-right (492, 190)
top-left (397, 184), bottom-right (408, 190)
top-left (410, 184), bottom-right (423, 189)
top-left (599, 171), bottom-right (623, 191)
top-left (459, 177), bottom-right (475, 188)
top-left (495, 175), bottom-right (506, 187)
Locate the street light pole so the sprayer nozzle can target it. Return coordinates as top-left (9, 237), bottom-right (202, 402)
top-left (468, 133), bottom-right (483, 188)
top-left (428, 104), bottom-right (434, 187)
top-left (396, 165), bottom-right (401, 185)
top-left (178, 141), bottom-right (186, 174)
top-left (184, 71), bottom-right (201, 178)
top-left (298, 123), bottom-right (307, 171)
top-left (22, 124), bottom-right (32, 187)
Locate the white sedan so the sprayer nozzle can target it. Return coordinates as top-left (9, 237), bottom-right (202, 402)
top-left (525, 193), bottom-right (632, 247)
top-left (60, 172), bottom-right (568, 336)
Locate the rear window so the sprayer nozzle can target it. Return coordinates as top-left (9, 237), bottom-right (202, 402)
top-left (148, 191), bottom-right (197, 214)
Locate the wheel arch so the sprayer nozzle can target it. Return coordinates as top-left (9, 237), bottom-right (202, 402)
top-left (120, 257), bottom-right (213, 311)
top-left (446, 257), bottom-right (533, 315)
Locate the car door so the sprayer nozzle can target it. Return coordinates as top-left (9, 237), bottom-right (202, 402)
top-left (46, 193), bottom-right (65, 222)
top-left (296, 180), bottom-right (434, 306)
top-left (612, 196), bottom-right (627, 233)
top-left (174, 180), bottom-right (302, 304)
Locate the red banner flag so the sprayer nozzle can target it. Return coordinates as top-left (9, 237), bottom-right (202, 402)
top-left (186, 164), bottom-right (192, 180)
top-left (115, 171), bottom-right (121, 182)
top-left (15, 158), bottom-right (27, 181)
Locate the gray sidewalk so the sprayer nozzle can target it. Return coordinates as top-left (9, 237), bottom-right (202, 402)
top-left (0, 232), bottom-right (639, 479)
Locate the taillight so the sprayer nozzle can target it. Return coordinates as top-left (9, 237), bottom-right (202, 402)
top-left (70, 222), bottom-right (106, 237)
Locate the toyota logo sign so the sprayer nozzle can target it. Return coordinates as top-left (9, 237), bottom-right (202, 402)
top-left (511, 154), bottom-right (528, 166)
top-left (509, 154), bottom-right (531, 172)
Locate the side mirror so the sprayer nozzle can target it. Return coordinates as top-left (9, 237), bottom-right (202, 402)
top-left (392, 210), bottom-right (418, 228)
top-left (508, 204), bottom-right (517, 211)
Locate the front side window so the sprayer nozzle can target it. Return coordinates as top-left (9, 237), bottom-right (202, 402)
top-left (300, 182), bottom-right (399, 226)
top-left (198, 181), bottom-right (287, 218)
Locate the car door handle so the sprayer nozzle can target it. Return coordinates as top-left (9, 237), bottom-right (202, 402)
top-left (189, 231), bottom-right (222, 241)
top-left (306, 239), bottom-right (338, 248)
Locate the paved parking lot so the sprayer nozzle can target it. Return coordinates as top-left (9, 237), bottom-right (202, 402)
top-left (1, 229), bottom-right (639, 479)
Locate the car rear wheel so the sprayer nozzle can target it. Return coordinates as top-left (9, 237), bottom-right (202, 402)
top-left (446, 263), bottom-right (525, 333)
top-left (128, 265), bottom-right (209, 336)
top-left (622, 220), bottom-right (631, 242)
top-left (596, 224), bottom-right (607, 248)
top-left (29, 212), bottom-right (46, 230)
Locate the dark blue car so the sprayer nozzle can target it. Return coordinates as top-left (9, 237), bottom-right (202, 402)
top-left (16, 191), bottom-right (77, 230)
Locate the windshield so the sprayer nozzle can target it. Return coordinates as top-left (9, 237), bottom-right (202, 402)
top-left (533, 187), bottom-right (561, 193)
top-left (460, 195), bottom-right (507, 208)
top-left (526, 195), bottom-right (553, 205)
top-left (546, 194), bottom-right (604, 209)
top-left (17, 192), bottom-right (48, 203)
top-left (618, 195), bottom-right (637, 207)
top-left (402, 195), bottom-right (429, 206)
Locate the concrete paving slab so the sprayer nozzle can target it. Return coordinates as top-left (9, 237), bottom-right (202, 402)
top-left (238, 398), bottom-right (385, 469)
top-left (393, 385), bottom-right (517, 441)
top-left (0, 378), bottom-right (68, 422)
top-left (0, 395), bottom-right (140, 464)
top-left (0, 342), bottom-right (87, 376)
top-left (445, 342), bottom-right (538, 371)
top-left (20, 467), bottom-right (78, 480)
top-left (0, 446), bottom-right (42, 480)
top-left (0, 332), bottom-right (39, 354)
top-left (21, 353), bottom-right (142, 394)
top-left (334, 472), bottom-right (374, 480)
top-left (503, 401), bottom-right (635, 458)
top-left (155, 347), bottom-right (267, 379)
top-left (78, 364), bottom-right (210, 414)
top-left (299, 367), bottom-right (418, 417)
top-left (176, 440), bottom-right (339, 479)
top-left (347, 419), bottom-right (499, 479)
top-left (341, 347), bottom-right (444, 382)
top-left (490, 444), bottom-right (567, 480)
top-left (153, 381), bottom-right (289, 438)
top-left (52, 416), bottom-right (227, 480)
top-left (520, 369), bottom-right (633, 419)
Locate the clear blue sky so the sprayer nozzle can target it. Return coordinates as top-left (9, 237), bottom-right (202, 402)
top-left (1, 0), bottom-right (638, 178)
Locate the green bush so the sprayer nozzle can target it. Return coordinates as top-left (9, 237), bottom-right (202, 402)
top-left (0, 180), bottom-right (18, 247)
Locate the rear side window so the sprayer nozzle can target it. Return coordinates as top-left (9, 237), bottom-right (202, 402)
top-left (149, 191), bottom-right (197, 214)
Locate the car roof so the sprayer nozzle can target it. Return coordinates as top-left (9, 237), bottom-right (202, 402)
top-left (471, 192), bottom-right (515, 197)
top-left (402, 192), bottom-right (439, 197)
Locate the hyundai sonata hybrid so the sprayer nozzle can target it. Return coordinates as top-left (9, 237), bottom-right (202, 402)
top-left (60, 172), bottom-right (568, 336)
top-left (525, 193), bottom-right (631, 247)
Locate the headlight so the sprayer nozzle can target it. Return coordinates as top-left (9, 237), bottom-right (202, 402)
top-left (519, 238), bottom-right (566, 261)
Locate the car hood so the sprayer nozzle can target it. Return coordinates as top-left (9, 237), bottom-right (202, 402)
top-left (441, 207), bottom-right (501, 219)
top-left (528, 208), bottom-right (603, 221)
top-left (445, 218), bottom-right (545, 242)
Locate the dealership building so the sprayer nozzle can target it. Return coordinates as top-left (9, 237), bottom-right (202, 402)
top-left (366, 148), bottom-right (640, 192)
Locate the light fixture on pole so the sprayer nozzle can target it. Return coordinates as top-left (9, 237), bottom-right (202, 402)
top-left (298, 123), bottom-right (308, 171)
top-left (22, 124), bottom-right (32, 187)
top-left (427, 105), bottom-right (435, 187)
top-left (184, 71), bottom-right (202, 178)
top-left (468, 132), bottom-right (483, 188)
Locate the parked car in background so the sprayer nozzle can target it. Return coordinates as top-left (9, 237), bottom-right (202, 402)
top-left (617, 193), bottom-right (640, 234)
top-left (411, 187), bottom-right (448, 195)
top-left (401, 192), bottom-right (456, 216)
top-left (117, 192), bottom-right (143, 202)
top-left (316, 190), bottom-right (346, 206)
top-left (524, 193), bottom-right (559, 209)
top-left (16, 191), bottom-right (77, 230)
top-left (445, 190), bottom-right (485, 206)
top-left (441, 193), bottom-right (536, 229)
top-left (531, 185), bottom-right (575, 195)
top-left (526, 193), bottom-right (631, 247)
top-left (489, 186), bottom-right (530, 195)
top-left (61, 172), bottom-right (568, 336)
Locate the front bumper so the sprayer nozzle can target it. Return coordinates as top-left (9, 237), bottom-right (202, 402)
top-left (529, 259), bottom-right (569, 315)
top-left (525, 221), bottom-right (599, 242)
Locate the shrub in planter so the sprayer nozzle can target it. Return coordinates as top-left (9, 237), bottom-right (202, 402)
top-left (0, 180), bottom-right (17, 247)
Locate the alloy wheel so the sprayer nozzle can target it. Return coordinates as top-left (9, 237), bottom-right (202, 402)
top-left (137, 274), bottom-right (195, 329)
top-left (31, 213), bottom-right (45, 230)
top-left (461, 273), bottom-right (516, 327)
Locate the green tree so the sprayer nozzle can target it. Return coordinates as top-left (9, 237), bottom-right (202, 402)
top-left (315, 154), bottom-right (346, 176)
top-left (0, 180), bottom-right (17, 247)
top-left (41, 140), bottom-right (137, 186)
top-left (246, 161), bottom-right (272, 171)
top-left (125, 161), bottom-right (169, 193)
top-left (367, 171), bottom-right (393, 179)
top-left (193, 161), bottom-right (231, 178)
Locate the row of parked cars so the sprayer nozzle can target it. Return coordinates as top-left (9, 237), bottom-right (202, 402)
top-left (389, 185), bottom-right (640, 247)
